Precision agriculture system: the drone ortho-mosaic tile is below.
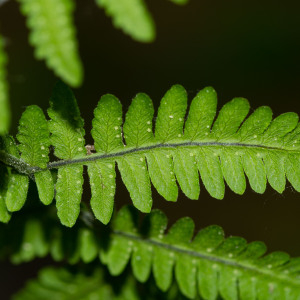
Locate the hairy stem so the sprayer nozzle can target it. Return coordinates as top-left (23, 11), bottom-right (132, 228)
top-left (0, 141), bottom-right (299, 176)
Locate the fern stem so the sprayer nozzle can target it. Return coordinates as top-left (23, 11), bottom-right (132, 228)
top-left (1, 141), bottom-right (299, 176)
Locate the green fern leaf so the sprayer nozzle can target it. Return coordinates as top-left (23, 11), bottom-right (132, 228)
top-left (96, 0), bottom-right (155, 42)
top-left (1, 84), bottom-right (300, 226)
top-left (11, 218), bottom-right (49, 264)
top-left (78, 227), bottom-right (99, 263)
top-left (0, 34), bottom-right (10, 135)
top-left (2, 205), bottom-right (300, 299)
top-left (13, 266), bottom-right (140, 300)
top-left (0, 164), bottom-right (11, 223)
top-left (0, 136), bottom-right (29, 212)
top-left (88, 94), bottom-right (122, 224)
top-left (48, 82), bottom-right (86, 227)
top-left (104, 206), bottom-right (300, 300)
top-left (17, 0), bottom-right (83, 86)
top-left (17, 105), bottom-right (54, 205)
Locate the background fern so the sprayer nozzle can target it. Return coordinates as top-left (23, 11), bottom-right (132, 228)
top-left (0, 83), bottom-right (299, 227)
top-left (2, 205), bottom-right (300, 300)
top-left (0, 33), bottom-right (9, 135)
top-left (0, 0), bottom-right (189, 90)
top-left (96, 0), bottom-right (156, 43)
top-left (0, 0), bottom-right (189, 138)
top-left (17, 0), bottom-right (83, 87)
top-left (13, 266), bottom-right (141, 300)
top-left (13, 265), bottom-right (195, 300)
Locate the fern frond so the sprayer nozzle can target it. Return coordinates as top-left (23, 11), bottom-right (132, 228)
top-left (95, 0), bottom-right (155, 42)
top-left (13, 266), bottom-right (140, 300)
top-left (3, 206), bottom-right (300, 300)
top-left (17, 0), bottom-right (83, 87)
top-left (0, 34), bottom-right (10, 134)
top-left (0, 83), bottom-right (299, 226)
top-left (103, 206), bottom-right (300, 299)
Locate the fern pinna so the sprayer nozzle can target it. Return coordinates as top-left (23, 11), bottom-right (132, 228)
top-left (2, 205), bottom-right (300, 300)
top-left (0, 82), bottom-right (299, 227)
top-left (17, 0), bottom-right (83, 87)
top-left (0, 33), bottom-right (9, 135)
top-left (12, 266), bottom-right (145, 300)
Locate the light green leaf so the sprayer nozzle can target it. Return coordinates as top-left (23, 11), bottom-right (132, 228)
top-left (173, 148), bottom-right (200, 199)
top-left (196, 148), bottom-right (225, 199)
top-left (92, 94), bottom-right (123, 154)
top-left (211, 97), bottom-right (250, 141)
top-left (78, 227), bottom-right (99, 263)
top-left (117, 154), bottom-right (152, 212)
top-left (0, 165), bottom-right (10, 222)
top-left (131, 241), bottom-right (152, 282)
top-left (18, 0), bottom-right (83, 86)
top-left (13, 266), bottom-right (140, 300)
top-left (11, 219), bottom-right (48, 264)
top-left (241, 149), bottom-right (266, 194)
top-left (155, 84), bottom-right (187, 143)
top-left (56, 165), bottom-right (83, 227)
top-left (0, 34), bottom-right (10, 135)
top-left (96, 0), bottom-right (155, 42)
top-left (146, 150), bottom-right (178, 201)
top-left (48, 82), bottom-right (85, 227)
top-left (1, 136), bottom-right (29, 212)
top-left (184, 86), bottom-right (217, 141)
top-left (88, 160), bottom-right (116, 224)
top-left (17, 105), bottom-right (54, 205)
top-left (123, 93), bottom-right (154, 147)
top-left (48, 82), bottom-right (86, 160)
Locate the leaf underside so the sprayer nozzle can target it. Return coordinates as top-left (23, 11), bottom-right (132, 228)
top-left (0, 83), bottom-right (299, 226)
top-left (2, 206), bottom-right (300, 300)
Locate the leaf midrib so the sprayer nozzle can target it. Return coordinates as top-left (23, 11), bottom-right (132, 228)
top-left (48, 141), bottom-right (300, 170)
top-left (1, 140), bottom-right (299, 175)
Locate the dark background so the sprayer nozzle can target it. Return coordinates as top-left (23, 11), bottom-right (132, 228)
top-left (1, 0), bottom-right (300, 298)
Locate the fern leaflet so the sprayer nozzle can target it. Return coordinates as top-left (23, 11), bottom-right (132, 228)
top-left (0, 83), bottom-right (299, 226)
top-left (0, 34), bottom-right (10, 134)
top-left (17, 0), bottom-right (83, 87)
top-left (13, 266), bottom-right (140, 300)
top-left (96, 0), bottom-right (155, 43)
top-left (2, 205), bottom-right (300, 300)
